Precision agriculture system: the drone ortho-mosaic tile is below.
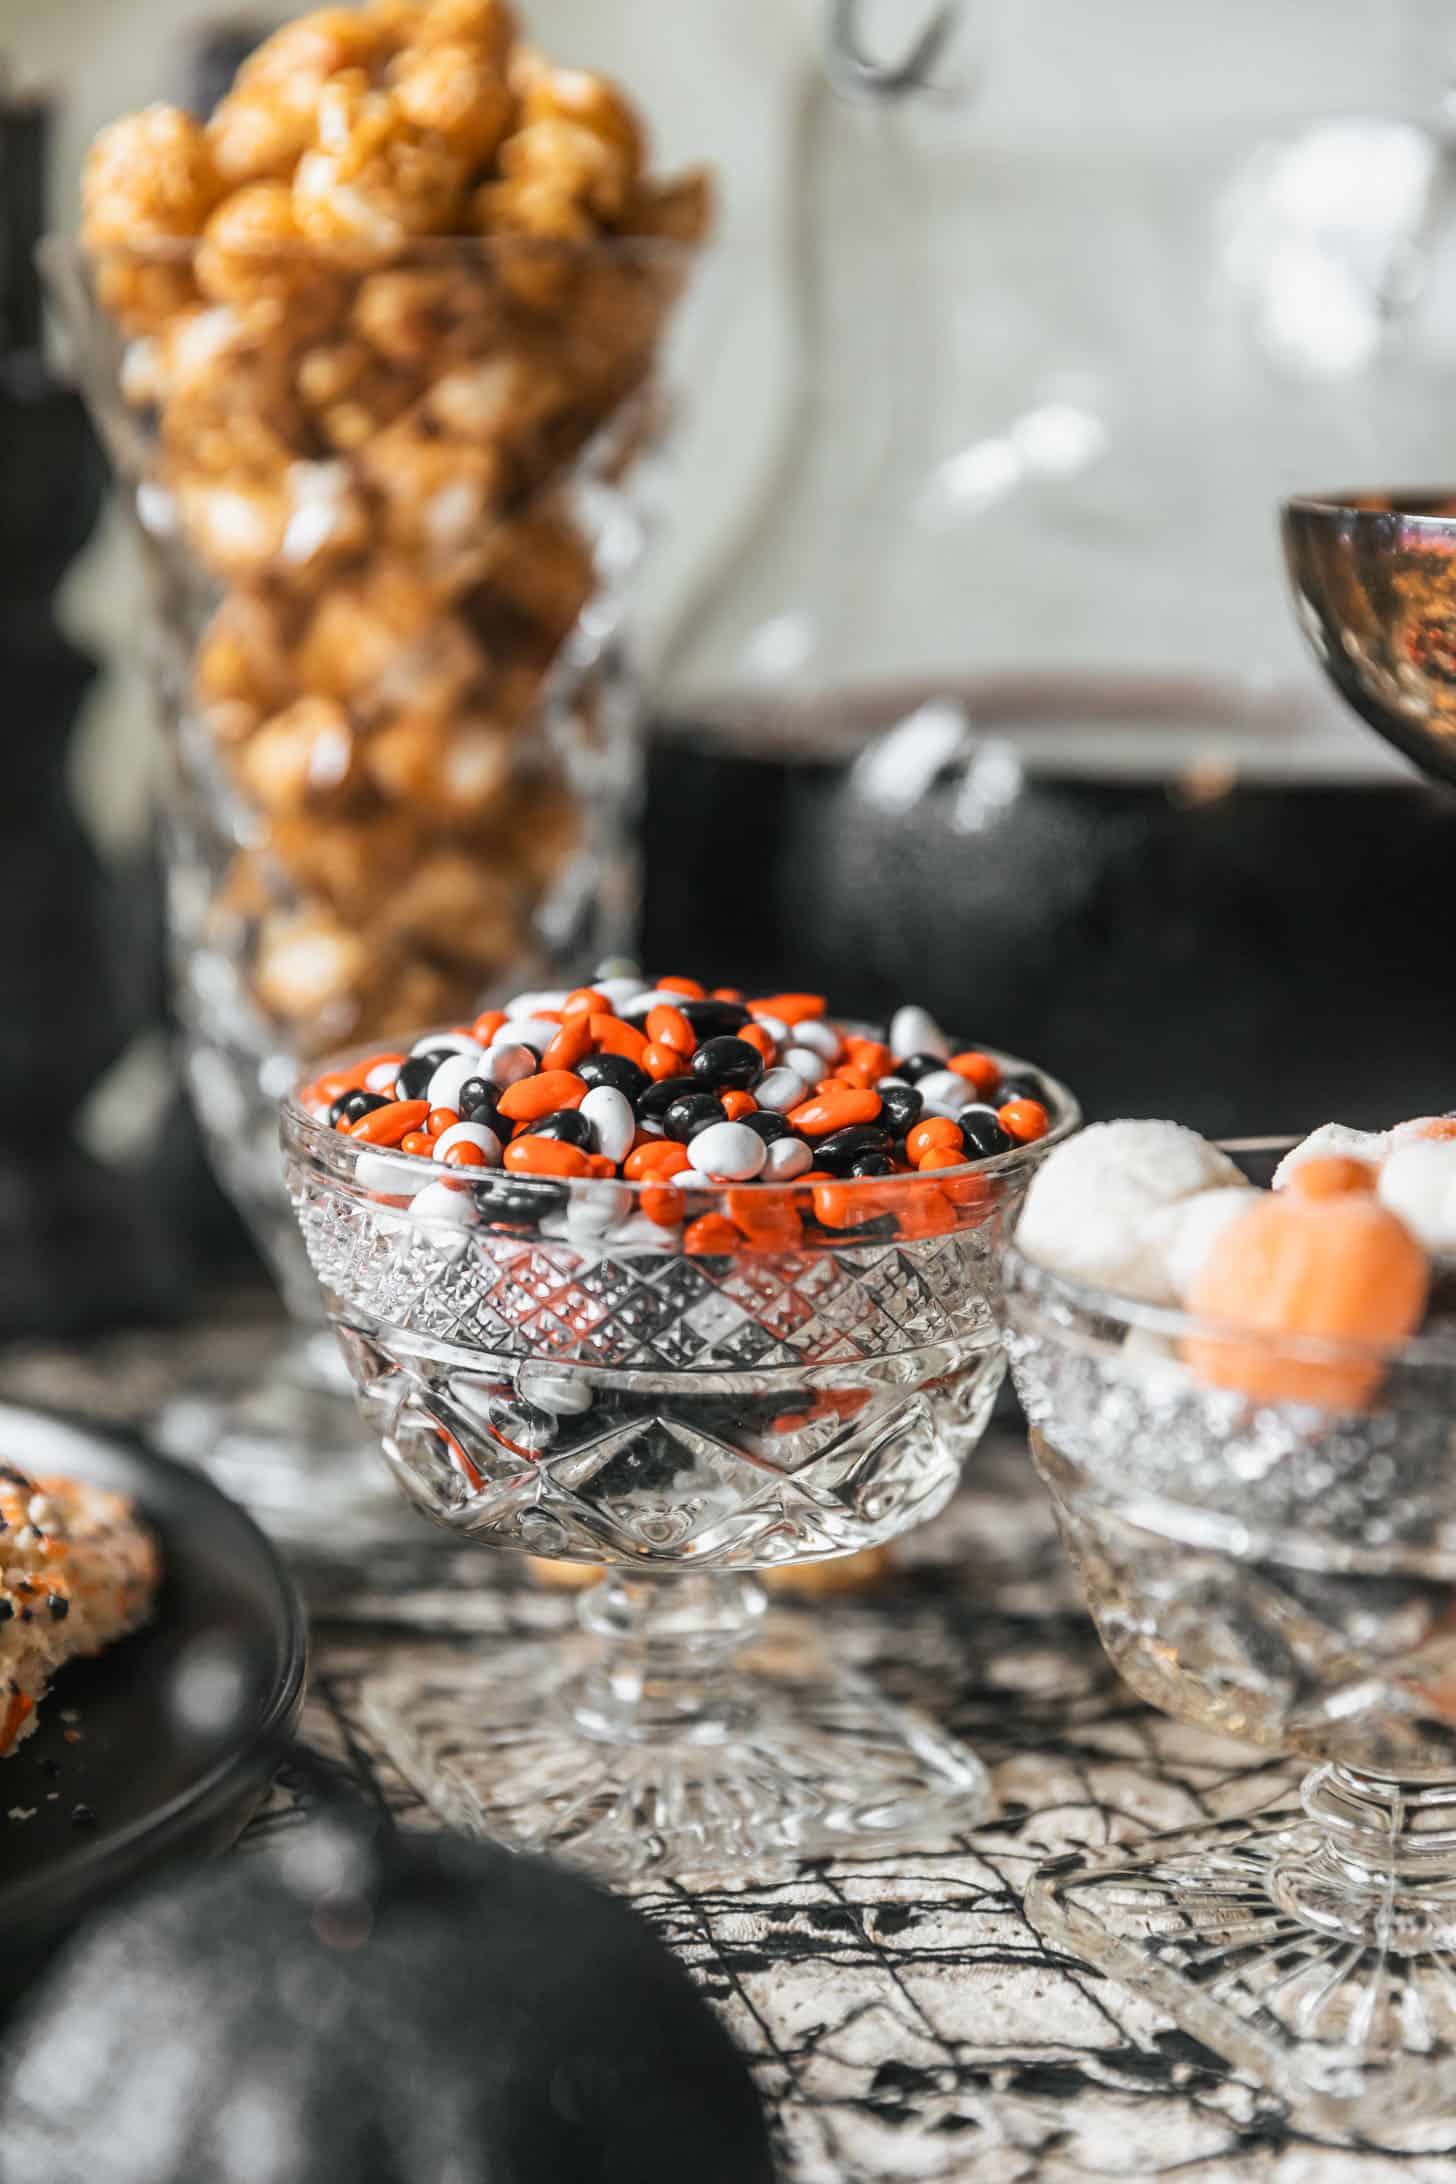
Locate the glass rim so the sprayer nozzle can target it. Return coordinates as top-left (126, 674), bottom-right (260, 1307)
top-left (280, 1035), bottom-right (1081, 1206)
top-left (1006, 1133), bottom-right (1456, 1371)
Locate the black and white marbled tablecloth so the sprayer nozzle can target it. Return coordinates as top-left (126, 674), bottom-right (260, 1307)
top-left (3, 1314), bottom-right (1453, 2184)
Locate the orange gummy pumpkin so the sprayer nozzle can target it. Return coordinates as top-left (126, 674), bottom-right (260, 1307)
top-left (1184, 1181), bottom-right (1429, 1410)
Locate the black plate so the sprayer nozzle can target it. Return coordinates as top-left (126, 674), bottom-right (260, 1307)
top-left (0, 1403), bottom-right (306, 1986)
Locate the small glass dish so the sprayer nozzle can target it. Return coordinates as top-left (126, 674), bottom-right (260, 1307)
top-left (1005, 1138), bottom-right (1456, 2132)
top-left (282, 1046), bottom-right (1077, 1882)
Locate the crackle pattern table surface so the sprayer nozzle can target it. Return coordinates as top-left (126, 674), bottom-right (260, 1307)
top-left (3, 1312), bottom-right (1454, 2184)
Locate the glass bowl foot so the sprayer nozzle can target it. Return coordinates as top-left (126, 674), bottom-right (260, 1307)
top-left (363, 1580), bottom-right (990, 1884)
top-left (1027, 1806), bottom-right (1456, 2134)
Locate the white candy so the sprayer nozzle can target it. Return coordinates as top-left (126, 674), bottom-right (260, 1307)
top-left (1388, 1116), bottom-right (1456, 1150)
top-left (496, 1016), bottom-right (559, 1056)
top-left (563, 1181), bottom-right (632, 1235)
top-left (890, 1004), bottom-right (948, 1061)
top-left (1379, 1140), bottom-right (1456, 1256)
top-left (1272, 1124), bottom-right (1389, 1188)
top-left (782, 1047), bottom-right (826, 1086)
top-left (364, 1062), bottom-right (399, 1093)
top-left (595, 977), bottom-right (649, 1008)
top-left (409, 1179), bottom-right (474, 1226)
top-left (355, 1150), bottom-right (435, 1197)
top-left (432, 1121), bottom-right (502, 1167)
top-left (579, 1085), bottom-right (634, 1164)
top-left (752, 1014), bottom-right (789, 1046)
top-left (756, 1066), bottom-right (812, 1114)
top-left (410, 1030), bottom-right (480, 1059)
top-left (1016, 1120), bottom-right (1243, 1299)
top-left (482, 1043), bottom-right (537, 1088)
top-left (789, 1018), bottom-right (841, 1063)
top-left (1138, 1186), bottom-right (1264, 1303)
top-left (917, 1069), bottom-right (974, 1118)
top-left (426, 1052), bottom-right (487, 1112)
top-left (505, 990), bottom-right (568, 1018)
top-left (764, 1135), bottom-right (813, 1181)
top-left (516, 1366), bottom-right (594, 1416)
top-left (686, 1122), bottom-right (768, 1181)
top-left (606, 1213), bottom-right (679, 1249)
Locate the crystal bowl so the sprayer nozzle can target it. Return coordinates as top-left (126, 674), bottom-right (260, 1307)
top-left (1005, 1139), bottom-right (1456, 2132)
top-left (282, 1044), bottom-right (1077, 1882)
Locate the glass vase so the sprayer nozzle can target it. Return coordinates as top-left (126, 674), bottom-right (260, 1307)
top-left (47, 232), bottom-right (698, 1547)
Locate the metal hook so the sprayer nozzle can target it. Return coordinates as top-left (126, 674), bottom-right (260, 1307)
top-left (825, 0), bottom-right (964, 102)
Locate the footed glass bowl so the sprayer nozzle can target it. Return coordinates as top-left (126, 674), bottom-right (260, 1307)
top-left (1006, 1140), bottom-right (1456, 2132)
top-left (282, 1048), bottom-right (1076, 1882)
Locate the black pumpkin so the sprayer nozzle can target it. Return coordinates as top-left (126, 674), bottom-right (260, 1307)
top-left (0, 1797), bottom-right (776, 2184)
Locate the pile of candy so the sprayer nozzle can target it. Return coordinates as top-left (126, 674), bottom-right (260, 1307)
top-left (81, 0), bottom-right (710, 1054)
top-left (297, 966), bottom-right (1064, 1250)
top-left (1018, 1113), bottom-right (1456, 1408)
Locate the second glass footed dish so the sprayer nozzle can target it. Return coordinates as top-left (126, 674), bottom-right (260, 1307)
top-left (282, 1034), bottom-right (1077, 1881)
top-left (1006, 1140), bottom-right (1456, 2134)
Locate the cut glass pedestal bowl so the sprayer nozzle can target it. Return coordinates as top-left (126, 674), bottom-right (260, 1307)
top-left (283, 1055), bottom-right (1076, 1883)
top-left (1006, 1143), bottom-right (1456, 2133)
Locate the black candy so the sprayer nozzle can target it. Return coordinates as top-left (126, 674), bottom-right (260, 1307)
top-left (678, 998), bottom-right (751, 1039)
top-left (958, 1105), bottom-right (1013, 1159)
top-left (472, 1177), bottom-right (566, 1226)
top-left (876, 1082), bottom-right (923, 1136)
top-left (995, 1071), bottom-right (1043, 1106)
top-left (577, 1054), bottom-right (651, 1102)
top-left (331, 1090), bottom-right (388, 1126)
top-left (849, 1154), bottom-right (895, 1177)
top-left (526, 1118), bottom-right (593, 1153)
top-left (637, 1074), bottom-right (698, 1121)
top-left (813, 1124), bottom-right (894, 1174)
top-left (738, 1110), bottom-right (793, 1145)
top-left (665, 1093), bottom-right (729, 1142)
top-left (0, 1794), bottom-right (775, 2184)
top-left (529, 1109), bottom-right (593, 1148)
top-left (896, 1053), bottom-right (946, 1083)
top-left (394, 1053), bottom-right (447, 1102)
top-left (690, 1037), bottom-right (762, 1090)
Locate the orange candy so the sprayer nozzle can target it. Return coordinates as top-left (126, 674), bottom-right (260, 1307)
top-left (844, 1039), bottom-right (893, 1080)
top-left (641, 1184), bottom-right (687, 1226)
top-left (471, 1011), bottom-right (506, 1045)
top-left (541, 1018), bottom-right (594, 1073)
top-left (787, 1088), bottom-right (882, 1136)
top-left (906, 1117), bottom-right (962, 1164)
top-left (1185, 1188), bottom-right (1429, 1409)
top-left (948, 1051), bottom-right (1001, 1095)
top-left (426, 1106), bottom-right (459, 1137)
top-left (641, 1042), bottom-right (685, 1081)
top-left (441, 1141), bottom-right (488, 1168)
top-left (588, 1013), bottom-right (649, 1063)
top-left (751, 993), bottom-right (826, 1026)
top-left (399, 1131), bottom-right (433, 1157)
top-left (916, 1148), bottom-right (968, 1173)
top-left (624, 1139), bottom-right (691, 1181)
top-left (685, 1212), bottom-right (741, 1253)
top-left (720, 1090), bottom-right (758, 1121)
top-left (561, 987), bottom-right (609, 1018)
top-left (646, 1003), bottom-right (695, 1054)
top-left (497, 1070), bottom-right (589, 1121)
top-left (998, 1098), bottom-right (1050, 1145)
top-left (503, 1136), bottom-right (592, 1179)
top-left (657, 975), bottom-right (706, 998)
top-left (738, 1022), bottom-right (776, 1065)
top-left (348, 1099), bottom-right (430, 1145)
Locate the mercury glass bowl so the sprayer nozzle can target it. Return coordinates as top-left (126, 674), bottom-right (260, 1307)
top-left (282, 1047), bottom-right (1077, 1883)
top-left (1004, 1140), bottom-right (1456, 2132)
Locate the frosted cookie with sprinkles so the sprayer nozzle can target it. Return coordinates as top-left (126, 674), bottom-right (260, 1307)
top-left (0, 1461), bottom-right (159, 1758)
